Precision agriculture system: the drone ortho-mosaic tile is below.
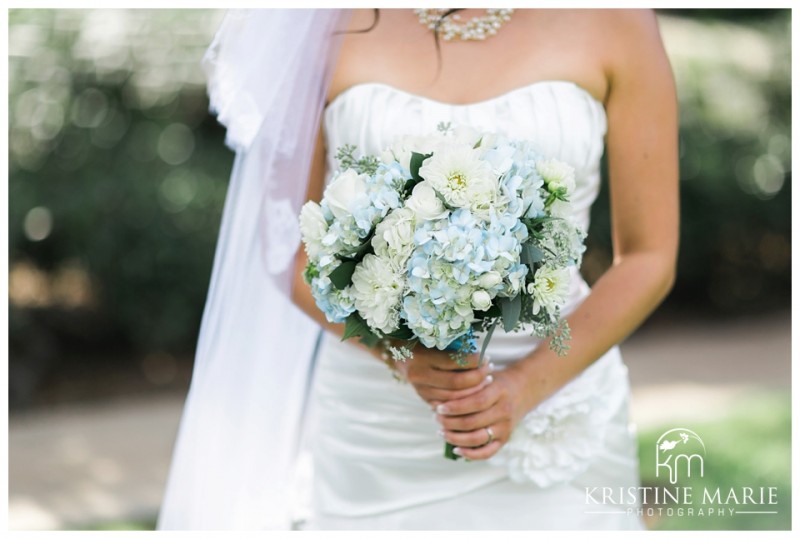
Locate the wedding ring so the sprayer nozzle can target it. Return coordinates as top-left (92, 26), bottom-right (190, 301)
top-left (485, 426), bottom-right (495, 445)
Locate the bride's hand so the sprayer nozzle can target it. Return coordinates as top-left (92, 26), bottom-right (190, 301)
top-left (392, 348), bottom-right (495, 408)
top-left (434, 362), bottom-right (536, 460)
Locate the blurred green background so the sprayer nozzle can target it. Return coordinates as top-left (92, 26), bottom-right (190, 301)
top-left (7, 8), bottom-right (791, 531)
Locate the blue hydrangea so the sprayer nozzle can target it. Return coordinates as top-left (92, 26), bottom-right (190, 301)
top-left (402, 207), bottom-right (529, 348)
top-left (308, 270), bottom-right (355, 324)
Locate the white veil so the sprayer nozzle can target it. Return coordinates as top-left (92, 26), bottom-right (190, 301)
top-left (157, 9), bottom-right (351, 529)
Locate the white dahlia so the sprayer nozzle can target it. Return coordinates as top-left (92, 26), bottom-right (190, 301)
top-left (527, 266), bottom-right (571, 315)
top-left (351, 254), bottom-right (404, 334)
top-left (418, 144), bottom-right (498, 209)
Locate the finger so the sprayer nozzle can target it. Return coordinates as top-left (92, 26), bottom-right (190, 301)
top-left (408, 362), bottom-right (492, 391)
top-left (455, 440), bottom-right (503, 461)
top-left (429, 351), bottom-right (486, 371)
top-left (422, 350), bottom-right (489, 371)
top-left (436, 404), bottom-right (505, 432)
top-left (415, 375), bottom-right (493, 403)
top-left (442, 423), bottom-right (504, 448)
top-left (435, 379), bottom-right (501, 416)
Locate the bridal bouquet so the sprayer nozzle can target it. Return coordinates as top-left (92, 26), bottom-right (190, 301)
top-left (300, 122), bottom-right (585, 367)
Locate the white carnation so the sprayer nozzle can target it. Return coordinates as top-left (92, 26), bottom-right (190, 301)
top-left (351, 254), bottom-right (404, 334)
top-left (528, 266), bottom-right (571, 315)
top-left (299, 201), bottom-right (328, 259)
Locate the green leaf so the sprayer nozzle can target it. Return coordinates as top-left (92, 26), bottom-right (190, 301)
top-left (479, 319), bottom-right (498, 365)
top-left (359, 332), bottom-right (380, 348)
top-left (341, 233), bottom-right (374, 262)
top-left (499, 295), bottom-right (521, 333)
top-left (409, 151), bottom-right (432, 182)
top-left (329, 260), bottom-right (357, 290)
top-left (520, 243), bottom-right (544, 265)
top-left (386, 325), bottom-right (414, 340)
top-left (484, 304), bottom-right (501, 318)
top-left (342, 313), bottom-right (376, 342)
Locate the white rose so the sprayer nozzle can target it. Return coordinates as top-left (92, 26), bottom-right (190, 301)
top-left (471, 290), bottom-right (492, 311)
top-left (299, 201), bottom-right (328, 259)
top-left (536, 159), bottom-right (576, 194)
top-left (406, 181), bottom-right (449, 220)
top-left (478, 271), bottom-right (502, 290)
top-left (323, 168), bottom-right (370, 220)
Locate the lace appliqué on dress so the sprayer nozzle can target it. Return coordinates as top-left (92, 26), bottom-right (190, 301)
top-left (488, 348), bottom-right (629, 487)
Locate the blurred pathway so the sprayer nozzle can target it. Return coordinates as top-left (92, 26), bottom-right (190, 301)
top-left (8, 311), bottom-right (791, 530)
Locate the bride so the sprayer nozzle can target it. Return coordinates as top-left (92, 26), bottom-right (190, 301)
top-left (158, 8), bottom-right (678, 530)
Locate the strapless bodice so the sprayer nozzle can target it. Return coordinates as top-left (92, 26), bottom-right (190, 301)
top-left (323, 80), bottom-right (607, 234)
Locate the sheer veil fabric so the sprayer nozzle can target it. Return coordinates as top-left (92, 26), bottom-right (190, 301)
top-left (157, 9), bottom-right (351, 529)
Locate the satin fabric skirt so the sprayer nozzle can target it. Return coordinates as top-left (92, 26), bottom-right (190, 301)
top-left (300, 328), bottom-right (645, 530)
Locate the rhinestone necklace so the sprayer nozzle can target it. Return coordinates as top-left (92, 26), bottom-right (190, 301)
top-left (414, 9), bottom-right (514, 42)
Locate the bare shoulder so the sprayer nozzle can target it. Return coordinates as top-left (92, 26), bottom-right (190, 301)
top-left (343, 8), bottom-right (379, 32)
top-left (597, 10), bottom-right (673, 86)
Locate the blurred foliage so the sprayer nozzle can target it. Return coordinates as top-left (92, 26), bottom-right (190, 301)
top-left (637, 391), bottom-right (791, 530)
top-left (585, 10), bottom-right (791, 313)
top-left (7, 10), bottom-right (792, 406)
top-left (9, 10), bottom-right (230, 355)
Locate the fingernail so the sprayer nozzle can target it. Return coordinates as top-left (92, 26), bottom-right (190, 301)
top-left (436, 404), bottom-right (449, 414)
top-left (488, 362), bottom-right (496, 372)
top-left (453, 447), bottom-right (463, 456)
top-left (436, 429), bottom-right (444, 438)
top-left (484, 374), bottom-right (494, 385)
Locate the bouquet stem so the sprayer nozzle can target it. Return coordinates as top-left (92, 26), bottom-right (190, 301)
top-left (442, 330), bottom-right (479, 460)
top-left (444, 442), bottom-right (460, 460)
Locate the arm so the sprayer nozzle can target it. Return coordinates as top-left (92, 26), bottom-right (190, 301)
top-left (436, 11), bottom-right (679, 459)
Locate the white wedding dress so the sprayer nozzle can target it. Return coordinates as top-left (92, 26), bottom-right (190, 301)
top-left (299, 80), bottom-right (644, 530)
